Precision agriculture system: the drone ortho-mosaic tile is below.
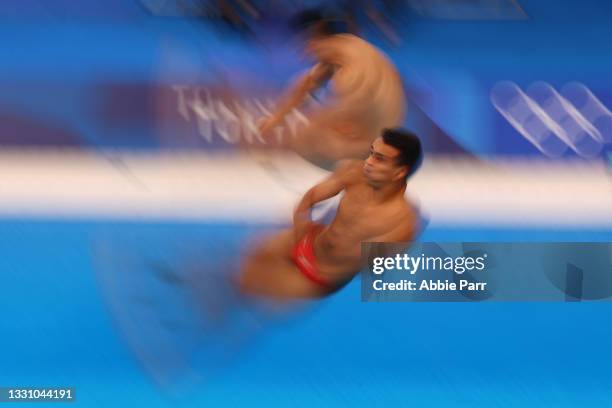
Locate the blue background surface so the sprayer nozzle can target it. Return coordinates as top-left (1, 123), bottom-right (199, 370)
top-left (1, 221), bottom-right (611, 406)
top-left (1, 0), bottom-right (612, 156)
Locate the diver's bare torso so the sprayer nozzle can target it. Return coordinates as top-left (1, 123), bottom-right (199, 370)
top-left (259, 34), bottom-right (406, 167)
top-left (287, 34), bottom-right (406, 166)
top-left (312, 162), bottom-right (416, 282)
top-left (313, 34), bottom-right (406, 137)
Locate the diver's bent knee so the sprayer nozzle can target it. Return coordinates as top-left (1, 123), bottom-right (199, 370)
top-left (235, 267), bottom-right (259, 296)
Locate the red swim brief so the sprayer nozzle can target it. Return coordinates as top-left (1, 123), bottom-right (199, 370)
top-left (291, 224), bottom-right (332, 288)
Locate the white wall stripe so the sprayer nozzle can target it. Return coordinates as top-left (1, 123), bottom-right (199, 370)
top-left (0, 149), bottom-right (609, 227)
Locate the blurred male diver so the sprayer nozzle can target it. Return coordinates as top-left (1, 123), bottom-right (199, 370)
top-left (258, 9), bottom-right (406, 169)
top-left (239, 128), bottom-right (422, 299)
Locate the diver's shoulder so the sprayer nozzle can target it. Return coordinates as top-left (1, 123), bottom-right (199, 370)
top-left (334, 34), bottom-right (381, 50)
top-left (333, 159), bottom-right (364, 183)
top-left (333, 33), bottom-right (365, 43)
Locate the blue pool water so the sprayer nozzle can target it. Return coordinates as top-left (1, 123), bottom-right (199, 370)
top-left (1, 220), bottom-right (611, 407)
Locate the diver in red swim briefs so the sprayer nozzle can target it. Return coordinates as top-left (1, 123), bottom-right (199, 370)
top-left (238, 128), bottom-right (423, 300)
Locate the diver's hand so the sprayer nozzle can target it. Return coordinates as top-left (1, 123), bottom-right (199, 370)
top-left (257, 115), bottom-right (282, 138)
top-left (293, 218), bottom-right (314, 244)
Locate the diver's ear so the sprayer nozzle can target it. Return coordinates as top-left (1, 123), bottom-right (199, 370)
top-left (393, 165), bottom-right (408, 182)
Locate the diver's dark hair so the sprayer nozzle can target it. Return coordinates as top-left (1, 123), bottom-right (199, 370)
top-left (288, 8), bottom-right (347, 37)
top-left (381, 128), bottom-right (423, 180)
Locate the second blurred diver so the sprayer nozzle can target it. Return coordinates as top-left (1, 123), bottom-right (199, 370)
top-left (258, 9), bottom-right (406, 169)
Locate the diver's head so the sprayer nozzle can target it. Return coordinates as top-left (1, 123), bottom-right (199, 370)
top-left (363, 129), bottom-right (423, 188)
top-left (289, 8), bottom-right (348, 57)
